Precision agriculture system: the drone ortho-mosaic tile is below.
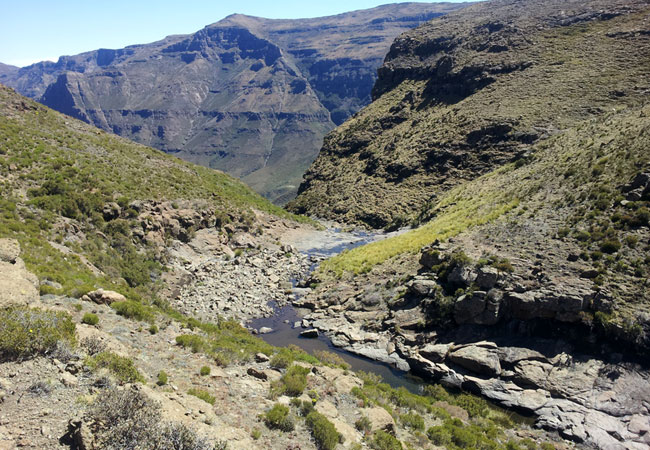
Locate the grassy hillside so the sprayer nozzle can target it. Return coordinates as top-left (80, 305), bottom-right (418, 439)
top-left (289, 0), bottom-right (650, 228)
top-left (321, 105), bottom-right (650, 276)
top-left (0, 84), bottom-right (306, 299)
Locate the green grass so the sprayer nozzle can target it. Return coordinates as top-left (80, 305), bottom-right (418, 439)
top-left (187, 388), bottom-right (215, 405)
top-left (320, 166), bottom-right (520, 276)
top-left (81, 313), bottom-right (99, 326)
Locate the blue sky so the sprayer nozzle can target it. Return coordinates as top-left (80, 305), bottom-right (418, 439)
top-left (1, 1), bottom-right (467, 67)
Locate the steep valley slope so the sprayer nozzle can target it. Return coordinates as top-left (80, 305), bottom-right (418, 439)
top-left (284, 0), bottom-right (650, 448)
top-left (289, 0), bottom-right (650, 228)
top-left (1, 2), bottom-right (468, 204)
top-left (0, 85), bottom-right (573, 450)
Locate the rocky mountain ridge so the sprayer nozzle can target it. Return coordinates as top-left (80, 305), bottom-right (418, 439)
top-left (1, 3), bottom-right (468, 203)
top-left (289, 0), bottom-right (650, 227)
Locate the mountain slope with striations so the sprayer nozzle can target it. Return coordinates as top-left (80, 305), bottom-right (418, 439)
top-left (288, 0), bottom-right (650, 227)
top-left (1, 2), bottom-right (467, 204)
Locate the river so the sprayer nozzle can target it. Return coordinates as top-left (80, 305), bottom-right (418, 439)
top-left (249, 225), bottom-right (428, 393)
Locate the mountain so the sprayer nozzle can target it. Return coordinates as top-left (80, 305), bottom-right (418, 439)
top-left (284, 0), bottom-right (650, 447)
top-left (288, 0), bottom-right (650, 227)
top-left (0, 83), bottom-right (308, 301)
top-left (1, 3), bottom-right (468, 204)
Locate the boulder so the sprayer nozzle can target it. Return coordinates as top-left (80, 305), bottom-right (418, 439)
top-left (447, 264), bottom-right (477, 287)
top-left (419, 343), bottom-right (450, 363)
top-left (454, 292), bottom-right (486, 324)
top-left (476, 266), bottom-right (499, 290)
top-left (0, 240), bottom-right (39, 308)
top-left (230, 233), bottom-right (255, 249)
top-left (448, 345), bottom-right (501, 376)
top-left (247, 368), bottom-right (268, 381)
top-left (362, 407), bottom-right (395, 432)
top-left (300, 329), bottom-right (319, 338)
top-left (408, 278), bottom-right (438, 297)
top-left (102, 202), bottom-right (121, 221)
top-left (255, 353), bottom-right (270, 363)
top-left (258, 327), bottom-right (273, 334)
top-left (82, 289), bottom-right (126, 305)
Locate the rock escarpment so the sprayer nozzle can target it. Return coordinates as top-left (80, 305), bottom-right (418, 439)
top-left (2, 3), bottom-right (466, 203)
top-left (289, 0), bottom-right (650, 227)
top-left (0, 239), bottom-right (39, 308)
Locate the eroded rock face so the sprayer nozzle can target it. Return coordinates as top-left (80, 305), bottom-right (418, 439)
top-left (4, 4), bottom-right (466, 203)
top-left (0, 239), bottom-right (39, 308)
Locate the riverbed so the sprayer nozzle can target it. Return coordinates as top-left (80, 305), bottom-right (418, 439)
top-left (249, 224), bottom-right (429, 392)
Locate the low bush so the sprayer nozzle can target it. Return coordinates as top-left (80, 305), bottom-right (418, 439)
top-left (175, 334), bottom-right (206, 353)
top-left (111, 300), bottom-right (155, 322)
top-left (157, 371), bottom-right (168, 386)
top-left (88, 387), bottom-right (217, 449)
top-left (85, 351), bottom-right (145, 383)
top-left (0, 306), bottom-right (76, 360)
top-left (371, 430), bottom-right (403, 450)
top-left (263, 404), bottom-right (294, 432)
top-left (199, 366), bottom-right (210, 376)
top-left (270, 350), bottom-right (293, 369)
top-left (82, 313), bottom-right (99, 326)
top-left (305, 411), bottom-right (341, 450)
top-left (187, 388), bottom-right (215, 405)
top-left (400, 412), bottom-right (425, 431)
top-left (276, 364), bottom-right (310, 397)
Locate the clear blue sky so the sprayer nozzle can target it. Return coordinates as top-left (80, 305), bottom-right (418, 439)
top-left (1, 1), bottom-right (467, 67)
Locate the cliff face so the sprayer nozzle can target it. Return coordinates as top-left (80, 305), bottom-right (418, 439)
top-left (2, 3), bottom-right (467, 203)
top-left (288, 0), bottom-right (650, 227)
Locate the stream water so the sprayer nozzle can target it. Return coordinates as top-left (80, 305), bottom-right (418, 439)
top-left (249, 227), bottom-right (427, 393)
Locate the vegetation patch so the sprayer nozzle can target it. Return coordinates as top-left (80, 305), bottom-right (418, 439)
top-left (263, 404), bottom-right (295, 432)
top-left (85, 351), bottom-right (145, 384)
top-left (187, 388), bottom-right (216, 405)
top-left (305, 411), bottom-right (341, 450)
top-left (0, 307), bottom-right (76, 361)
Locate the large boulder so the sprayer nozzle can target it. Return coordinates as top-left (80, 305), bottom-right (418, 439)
top-left (0, 239), bottom-right (39, 308)
top-left (82, 289), bottom-right (126, 305)
top-left (0, 239), bottom-right (20, 263)
top-left (362, 407), bottom-right (395, 432)
top-left (448, 344), bottom-right (501, 377)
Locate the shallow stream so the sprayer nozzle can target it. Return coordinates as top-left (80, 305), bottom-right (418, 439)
top-left (249, 226), bottom-right (427, 392)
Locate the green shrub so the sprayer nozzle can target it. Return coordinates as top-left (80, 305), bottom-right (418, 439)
top-left (400, 412), bottom-right (425, 431)
top-left (600, 239), bottom-right (621, 254)
top-left (157, 371), bottom-right (168, 386)
top-left (305, 411), bottom-right (341, 450)
top-left (175, 335), bottom-right (206, 353)
top-left (111, 300), bottom-right (155, 322)
top-left (251, 428), bottom-right (261, 440)
top-left (455, 394), bottom-right (489, 418)
top-left (270, 350), bottom-right (293, 369)
top-left (278, 364), bottom-right (310, 396)
top-left (82, 313), bottom-right (99, 326)
top-left (0, 307), bottom-right (76, 360)
top-left (199, 366), bottom-right (210, 376)
top-left (187, 388), bottom-right (215, 405)
top-left (355, 415), bottom-right (372, 433)
top-left (371, 430), bottom-right (403, 450)
top-left (148, 325), bottom-right (158, 334)
top-left (85, 351), bottom-right (144, 383)
top-left (263, 404), bottom-right (294, 431)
